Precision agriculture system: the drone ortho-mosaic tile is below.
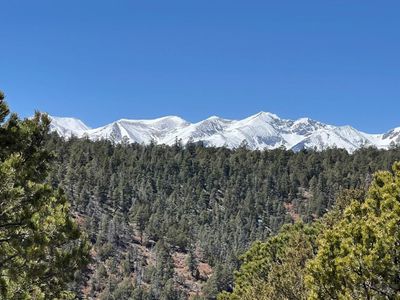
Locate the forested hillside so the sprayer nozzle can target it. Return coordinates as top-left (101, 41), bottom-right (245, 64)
top-left (44, 134), bottom-right (400, 299)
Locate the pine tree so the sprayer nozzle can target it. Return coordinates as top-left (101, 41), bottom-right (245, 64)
top-left (187, 248), bottom-right (200, 279)
top-left (306, 163), bottom-right (400, 299)
top-left (0, 92), bottom-right (90, 299)
top-left (218, 222), bottom-right (318, 300)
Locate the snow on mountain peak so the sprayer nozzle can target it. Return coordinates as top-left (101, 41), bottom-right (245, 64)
top-left (290, 117), bottom-right (326, 135)
top-left (246, 111), bottom-right (280, 122)
top-left (382, 127), bottom-right (400, 143)
top-left (49, 113), bottom-right (400, 152)
top-left (49, 116), bottom-right (90, 137)
top-left (117, 116), bottom-right (189, 131)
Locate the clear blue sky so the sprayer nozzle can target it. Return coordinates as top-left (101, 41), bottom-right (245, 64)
top-left (1, 1), bottom-right (399, 132)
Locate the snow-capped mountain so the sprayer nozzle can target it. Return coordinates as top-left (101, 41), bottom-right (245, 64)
top-left (49, 113), bottom-right (399, 152)
top-left (86, 116), bottom-right (189, 144)
top-left (382, 127), bottom-right (400, 145)
top-left (49, 116), bottom-right (91, 137)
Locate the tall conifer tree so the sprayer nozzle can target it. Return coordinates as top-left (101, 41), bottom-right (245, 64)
top-left (0, 91), bottom-right (90, 299)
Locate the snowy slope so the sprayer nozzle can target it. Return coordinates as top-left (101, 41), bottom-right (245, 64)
top-left (86, 116), bottom-right (189, 144)
top-left (160, 116), bottom-right (233, 146)
top-left (381, 127), bottom-right (400, 145)
top-left (49, 116), bottom-right (91, 137)
top-left (49, 113), bottom-right (400, 152)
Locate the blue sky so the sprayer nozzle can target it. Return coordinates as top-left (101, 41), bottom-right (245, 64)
top-left (1, 1), bottom-right (399, 132)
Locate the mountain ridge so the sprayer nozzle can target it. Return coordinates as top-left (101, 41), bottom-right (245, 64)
top-left (49, 112), bottom-right (400, 152)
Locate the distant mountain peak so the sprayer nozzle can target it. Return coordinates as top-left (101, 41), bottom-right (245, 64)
top-left (256, 111), bottom-right (279, 117)
top-left (49, 116), bottom-right (90, 137)
top-left (49, 113), bottom-right (400, 153)
top-left (247, 111), bottom-right (280, 121)
top-left (293, 117), bottom-right (315, 124)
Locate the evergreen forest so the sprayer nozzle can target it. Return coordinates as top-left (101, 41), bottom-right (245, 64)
top-left (45, 131), bottom-right (400, 299)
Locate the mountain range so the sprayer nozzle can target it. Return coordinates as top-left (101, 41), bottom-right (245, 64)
top-left (49, 112), bottom-right (400, 152)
